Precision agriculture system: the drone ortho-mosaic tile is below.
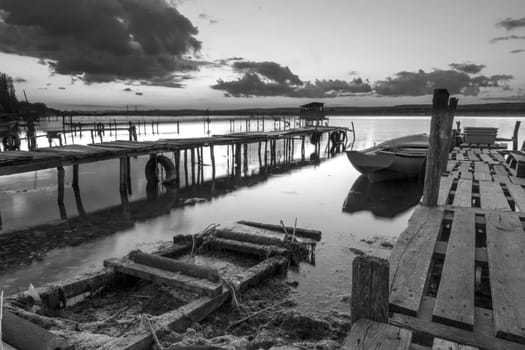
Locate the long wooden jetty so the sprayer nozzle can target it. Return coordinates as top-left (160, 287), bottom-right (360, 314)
top-left (342, 90), bottom-right (525, 350)
top-left (0, 126), bottom-right (349, 176)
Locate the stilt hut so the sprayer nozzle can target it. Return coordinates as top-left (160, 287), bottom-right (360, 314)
top-left (299, 102), bottom-right (327, 126)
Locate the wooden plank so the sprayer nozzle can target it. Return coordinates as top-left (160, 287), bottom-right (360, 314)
top-left (342, 318), bottom-right (412, 350)
top-left (490, 151), bottom-right (505, 162)
top-left (492, 164), bottom-right (509, 176)
top-left (458, 163), bottom-right (472, 179)
top-left (390, 313), bottom-right (525, 350)
top-left (236, 220), bottom-right (322, 240)
top-left (478, 181), bottom-right (511, 211)
top-left (485, 212), bottom-right (525, 343)
top-left (506, 184), bottom-right (525, 211)
top-left (452, 179), bottom-right (473, 207)
top-left (205, 237), bottom-right (288, 257)
top-left (432, 210), bottom-right (475, 330)
top-left (510, 176), bottom-right (525, 186)
top-left (389, 205), bottom-right (443, 316)
top-left (492, 175), bottom-right (512, 185)
top-left (103, 258), bottom-right (222, 297)
top-left (434, 241), bottom-right (487, 263)
top-left (432, 338), bottom-right (478, 350)
top-left (438, 176), bottom-right (454, 205)
top-left (480, 154), bottom-right (498, 165)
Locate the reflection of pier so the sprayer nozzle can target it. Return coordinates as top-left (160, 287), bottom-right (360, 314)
top-left (0, 141), bottom-right (332, 273)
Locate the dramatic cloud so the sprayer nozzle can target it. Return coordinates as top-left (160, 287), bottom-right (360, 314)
top-left (490, 35), bottom-right (525, 43)
top-left (373, 69), bottom-right (513, 97)
top-left (198, 13), bottom-right (219, 24)
top-left (449, 63), bottom-right (485, 74)
top-left (13, 77), bottom-right (26, 83)
top-left (123, 87), bottom-right (133, 92)
top-left (232, 61), bottom-right (303, 85)
top-left (510, 49), bottom-right (525, 54)
top-left (211, 60), bottom-right (372, 98)
top-left (0, 0), bottom-right (201, 84)
top-left (496, 17), bottom-right (525, 31)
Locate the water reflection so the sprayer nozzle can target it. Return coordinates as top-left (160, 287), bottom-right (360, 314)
top-left (342, 175), bottom-right (423, 218)
top-left (0, 142), bottom-right (326, 275)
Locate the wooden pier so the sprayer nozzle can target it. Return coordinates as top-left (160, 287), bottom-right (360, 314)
top-left (0, 126), bottom-right (349, 177)
top-left (343, 90), bottom-right (525, 350)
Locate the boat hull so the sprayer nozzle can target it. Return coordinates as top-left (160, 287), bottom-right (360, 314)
top-left (346, 133), bottom-right (428, 183)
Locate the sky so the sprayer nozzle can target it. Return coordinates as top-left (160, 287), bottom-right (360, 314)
top-left (0, 0), bottom-right (524, 110)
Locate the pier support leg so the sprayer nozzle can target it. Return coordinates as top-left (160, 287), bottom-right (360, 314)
top-left (57, 166), bottom-right (67, 220)
top-left (119, 157), bottom-right (129, 194)
top-left (351, 255), bottom-right (389, 324)
top-left (235, 143), bottom-right (242, 180)
top-left (243, 143), bottom-right (248, 176)
top-left (72, 164), bottom-right (86, 216)
top-left (184, 149), bottom-right (189, 187)
top-left (174, 150), bottom-right (181, 188)
top-left (422, 89), bottom-right (458, 206)
top-left (190, 147), bottom-right (196, 186)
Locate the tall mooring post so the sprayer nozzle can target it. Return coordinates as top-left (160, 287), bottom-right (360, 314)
top-left (422, 89), bottom-right (458, 207)
top-left (351, 255), bottom-right (389, 324)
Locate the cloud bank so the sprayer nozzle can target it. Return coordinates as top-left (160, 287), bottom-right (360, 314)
top-left (0, 0), bottom-right (201, 84)
top-left (212, 60), bottom-right (512, 98)
top-left (496, 17), bottom-right (525, 31)
top-left (212, 60), bottom-right (372, 98)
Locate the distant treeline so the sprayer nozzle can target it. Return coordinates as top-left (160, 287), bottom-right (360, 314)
top-left (70, 102), bottom-right (525, 117)
top-left (0, 72), bottom-right (18, 113)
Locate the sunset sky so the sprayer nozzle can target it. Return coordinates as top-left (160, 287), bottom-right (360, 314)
top-left (0, 0), bottom-right (524, 110)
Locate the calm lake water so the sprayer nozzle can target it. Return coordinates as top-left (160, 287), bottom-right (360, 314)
top-left (0, 115), bottom-right (522, 312)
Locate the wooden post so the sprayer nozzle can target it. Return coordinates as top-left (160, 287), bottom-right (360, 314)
top-left (301, 135), bottom-right (306, 161)
top-left (440, 97), bottom-right (458, 172)
top-left (184, 149), bottom-right (189, 187)
top-left (235, 143), bottom-right (242, 177)
top-left (210, 145), bottom-right (216, 181)
top-left (174, 149), bottom-right (181, 187)
top-left (258, 142), bottom-right (262, 169)
top-left (119, 157), bottom-right (128, 194)
top-left (72, 164), bottom-right (86, 216)
top-left (190, 147), bottom-right (196, 185)
top-left (126, 157), bottom-right (132, 195)
top-left (351, 255), bottom-right (389, 324)
top-left (243, 143), bottom-right (248, 175)
top-left (264, 140), bottom-right (268, 170)
top-left (512, 120), bottom-right (521, 151)
top-left (422, 89), bottom-right (453, 207)
top-left (57, 166), bottom-right (67, 220)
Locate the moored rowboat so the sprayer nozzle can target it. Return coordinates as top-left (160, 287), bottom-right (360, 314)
top-left (346, 133), bottom-right (428, 183)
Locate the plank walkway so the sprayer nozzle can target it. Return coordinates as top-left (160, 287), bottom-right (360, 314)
top-left (388, 144), bottom-right (525, 349)
top-left (0, 126), bottom-right (347, 176)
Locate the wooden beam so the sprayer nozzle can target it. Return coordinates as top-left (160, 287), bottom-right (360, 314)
top-left (342, 319), bottom-right (412, 350)
top-left (423, 89), bottom-right (452, 206)
top-left (351, 255), bottom-right (389, 324)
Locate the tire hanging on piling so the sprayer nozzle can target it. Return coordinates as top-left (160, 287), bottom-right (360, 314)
top-left (145, 154), bottom-right (176, 183)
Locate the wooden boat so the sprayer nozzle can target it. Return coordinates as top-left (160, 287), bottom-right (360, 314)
top-left (346, 133), bottom-right (428, 183)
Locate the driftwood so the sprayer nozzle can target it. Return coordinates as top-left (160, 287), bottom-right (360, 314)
top-left (1, 310), bottom-right (71, 350)
top-left (129, 250), bottom-right (220, 283)
top-left (237, 220), bottom-right (321, 240)
top-left (225, 299), bottom-right (289, 331)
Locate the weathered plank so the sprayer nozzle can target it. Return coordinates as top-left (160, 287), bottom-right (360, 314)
top-left (432, 209), bottom-right (475, 330)
top-left (485, 212), bottom-right (525, 343)
top-left (432, 338), bottom-right (478, 350)
top-left (506, 184), bottom-right (525, 211)
top-left (452, 179), bottom-right (473, 207)
top-left (492, 164), bottom-right (508, 176)
top-left (438, 176), bottom-right (454, 205)
top-left (205, 237), bottom-right (288, 257)
top-left (434, 241), bottom-right (487, 263)
top-left (478, 181), bottom-right (510, 211)
top-left (237, 220), bottom-right (322, 240)
top-left (510, 176), bottom-right (525, 186)
top-left (458, 162), bottom-right (472, 179)
top-left (342, 318), bottom-right (412, 350)
top-left (103, 258), bottom-right (222, 297)
top-left (474, 163), bottom-right (491, 176)
top-left (390, 313), bottom-right (525, 350)
top-left (390, 205), bottom-right (443, 316)
top-left (492, 175), bottom-right (512, 185)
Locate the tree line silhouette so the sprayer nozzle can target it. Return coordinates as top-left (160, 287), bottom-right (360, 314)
top-left (0, 72), bottom-right (19, 113)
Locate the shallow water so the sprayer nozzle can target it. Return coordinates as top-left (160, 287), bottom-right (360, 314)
top-left (0, 115), bottom-right (521, 312)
